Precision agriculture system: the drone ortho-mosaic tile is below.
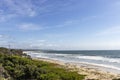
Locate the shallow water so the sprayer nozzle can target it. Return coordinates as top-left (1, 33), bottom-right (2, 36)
top-left (26, 50), bottom-right (120, 73)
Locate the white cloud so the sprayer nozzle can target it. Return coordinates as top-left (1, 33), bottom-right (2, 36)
top-left (96, 26), bottom-right (120, 36)
top-left (0, 34), bottom-right (14, 48)
top-left (0, 8), bottom-right (16, 22)
top-left (0, 34), bottom-right (4, 38)
top-left (82, 16), bottom-right (98, 21)
top-left (0, 0), bottom-right (38, 22)
top-left (55, 20), bottom-right (76, 28)
top-left (0, 14), bottom-right (16, 22)
top-left (18, 23), bottom-right (43, 31)
top-left (37, 40), bottom-right (46, 43)
top-left (46, 20), bottom-right (79, 29)
top-left (0, 34), bottom-right (10, 39)
top-left (0, 0), bottom-right (77, 22)
top-left (0, 0), bottom-right (76, 16)
top-left (3, 0), bottom-right (37, 17)
top-left (11, 39), bottom-right (59, 49)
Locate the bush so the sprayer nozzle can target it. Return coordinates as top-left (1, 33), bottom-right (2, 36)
top-left (0, 48), bottom-right (85, 80)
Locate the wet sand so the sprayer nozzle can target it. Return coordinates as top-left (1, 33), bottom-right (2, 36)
top-left (35, 58), bottom-right (120, 80)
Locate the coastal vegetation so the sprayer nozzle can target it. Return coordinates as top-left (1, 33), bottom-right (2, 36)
top-left (0, 47), bottom-right (85, 80)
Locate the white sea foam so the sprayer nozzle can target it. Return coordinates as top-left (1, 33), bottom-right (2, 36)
top-left (25, 51), bottom-right (120, 72)
top-left (78, 61), bottom-right (120, 71)
top-left (54, 53), bottom-right (69, 56)
top-left (26, 51), bottom-right (120, 63)
top-left (76, 56), bottom-right (120, 63)
top-left (36, 55), bottom-right (49, 58)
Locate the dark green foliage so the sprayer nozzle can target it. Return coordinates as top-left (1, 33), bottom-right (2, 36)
top-left (0, 47), bottom-right (30, 58)
top-left (0, 47), bottom-right (9, 54)
top-left (0, 48), bottom-right (85, 80)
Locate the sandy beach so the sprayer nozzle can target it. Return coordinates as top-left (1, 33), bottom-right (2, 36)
top-left (35, 58), bottom-right (120, 80)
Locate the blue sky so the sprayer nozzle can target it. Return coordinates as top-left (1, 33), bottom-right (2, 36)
top-left (0, 0), bottom-right (120, 50)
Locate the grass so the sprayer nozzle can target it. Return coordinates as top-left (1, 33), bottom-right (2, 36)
top-left (0, 48), bottom-right (85, 80)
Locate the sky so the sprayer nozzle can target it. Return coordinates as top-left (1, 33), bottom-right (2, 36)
top-left (0, 0), bottom-right (120, 50)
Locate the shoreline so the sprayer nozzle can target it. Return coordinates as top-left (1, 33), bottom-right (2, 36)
top-left (34, 57), bottom-right (120, 80)
top-left (25, 51), bottom-right (120, 74)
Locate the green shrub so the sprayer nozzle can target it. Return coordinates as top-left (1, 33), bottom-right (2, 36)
top-left (0, 48), bottom-right (85, 80)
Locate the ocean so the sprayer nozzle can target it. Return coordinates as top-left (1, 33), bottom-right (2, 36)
top-left (26, 50), bottom-right (120, 73)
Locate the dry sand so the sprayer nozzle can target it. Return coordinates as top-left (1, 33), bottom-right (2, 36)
top-left (35, 58), bottom-right (120, 80)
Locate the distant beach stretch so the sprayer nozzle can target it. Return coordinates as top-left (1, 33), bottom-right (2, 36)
top-left (26, 50), bottom-right (120, 80)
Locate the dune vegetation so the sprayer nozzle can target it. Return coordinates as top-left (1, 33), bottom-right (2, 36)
top-left (0, 47), bottom-right (85, 80)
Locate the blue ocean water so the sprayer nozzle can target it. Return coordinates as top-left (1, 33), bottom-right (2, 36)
top-left (26, 50), bottom-right (120, 72)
